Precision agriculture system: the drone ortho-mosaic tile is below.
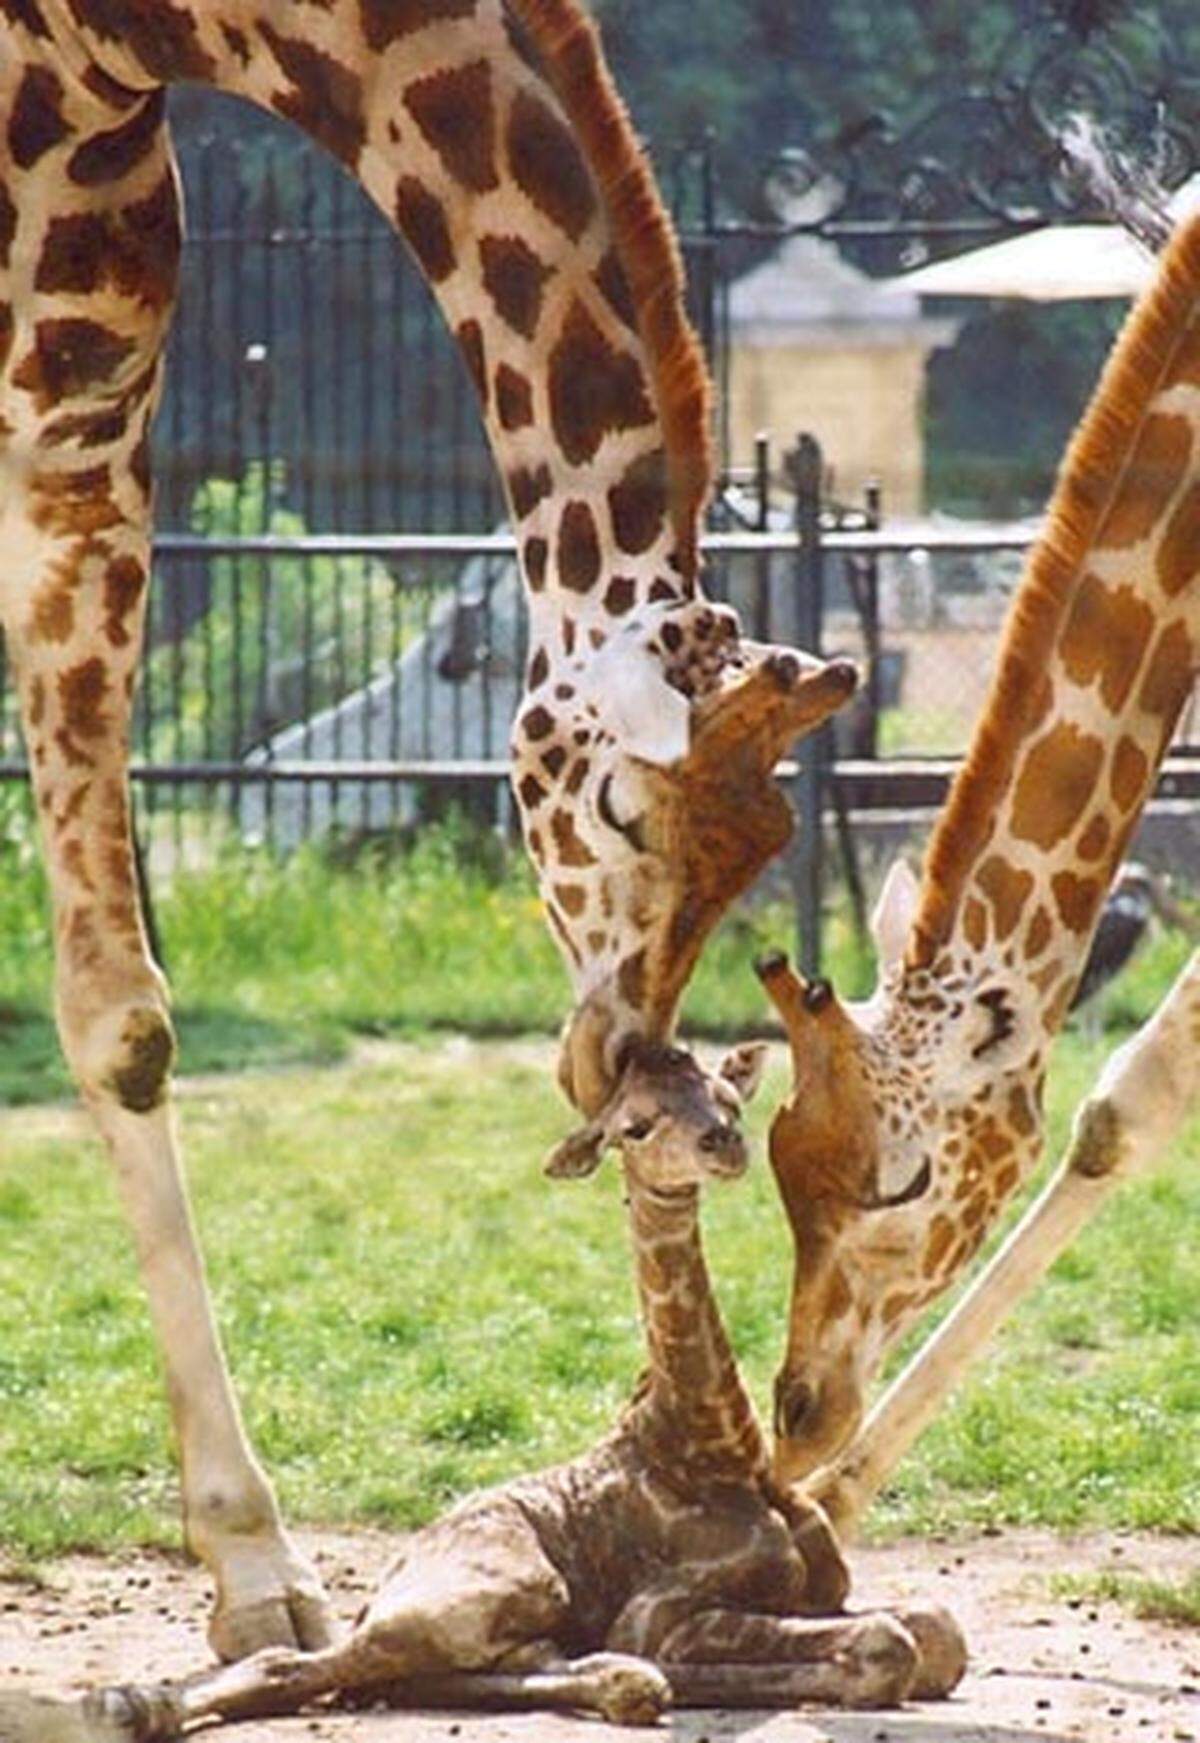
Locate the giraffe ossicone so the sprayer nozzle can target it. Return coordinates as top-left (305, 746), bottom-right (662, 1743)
top-left (0, 1042), bottom-right (965, 1740)
top-left (761, 203), bottom-right (1200, 1486)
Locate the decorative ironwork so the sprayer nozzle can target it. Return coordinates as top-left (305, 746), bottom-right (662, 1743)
top-left (727, 1), bottom-right (1200, 271)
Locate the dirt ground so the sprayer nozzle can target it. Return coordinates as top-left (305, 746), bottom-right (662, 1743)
top-left (2, 1529), bottom-right (1197, 1743)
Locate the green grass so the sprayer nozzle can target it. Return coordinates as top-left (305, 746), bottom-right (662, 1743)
top-left (0, 810), bottom-right (879, 1104)
top-left (0, 993), bottom-right (1196, 1567)
top-left (1051, 1569), bottom-right (1200, 1626)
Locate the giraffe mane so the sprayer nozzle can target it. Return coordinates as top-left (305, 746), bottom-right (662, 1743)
top-left (908, 208), bottom-right (1200, 968)
top-left (506, 0), bottom-right (713, 579)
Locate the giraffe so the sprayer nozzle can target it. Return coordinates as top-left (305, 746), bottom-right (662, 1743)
top-left (816, 943), bottom-right (1200, 1534)
top-left (754, 202), bottom-right (1200, 1488)
top-left (0, 0), bottom-right (853, 1664)
top-left (0, 1040), bottom-right (966, 1742)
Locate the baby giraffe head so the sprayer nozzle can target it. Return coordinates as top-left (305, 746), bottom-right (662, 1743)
top-left (545, 1039), bottom-right (768, 1193)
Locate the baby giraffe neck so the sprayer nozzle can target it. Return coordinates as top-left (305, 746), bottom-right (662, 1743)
top-left (623, 1178), bottom-right (769, 1492)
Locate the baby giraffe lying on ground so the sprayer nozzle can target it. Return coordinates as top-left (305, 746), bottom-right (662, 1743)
top-left (2, 1043), bottom-right (964, 1740)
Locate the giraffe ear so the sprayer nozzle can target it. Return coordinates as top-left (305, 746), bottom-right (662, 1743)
top-left (544, 1120), bottom-right (609, 1178)
top-left (717, 1041), bottom-right (769, 1105)
top-left (872, 858), bottom-right (920, 972)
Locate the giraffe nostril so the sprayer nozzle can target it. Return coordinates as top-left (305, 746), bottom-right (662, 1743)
top-left (698, 1122), bottom-right (734, 1152)
top-left (774, 1373), bottom-right (817, 1440)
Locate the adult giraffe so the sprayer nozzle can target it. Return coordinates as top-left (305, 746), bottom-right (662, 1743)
top-left (0, 0), bottom-right (852, 1661)
top-left (758, 204), bottom-right (1199, 1486)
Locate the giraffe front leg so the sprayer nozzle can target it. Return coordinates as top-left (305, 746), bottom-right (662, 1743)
top-left (7, 551), bottom-right (332, 1657)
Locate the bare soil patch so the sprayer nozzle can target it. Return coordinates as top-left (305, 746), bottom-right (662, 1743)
top-left (2, 1529), bottom-right (1197, 1743)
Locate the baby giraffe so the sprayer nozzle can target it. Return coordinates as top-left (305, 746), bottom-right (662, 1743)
top-left (3, 1044), bottom-right (963, 1739)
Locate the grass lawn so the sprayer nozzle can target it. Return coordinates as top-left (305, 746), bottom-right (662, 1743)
top-left (0, 986), bottom-right (1196, 1592)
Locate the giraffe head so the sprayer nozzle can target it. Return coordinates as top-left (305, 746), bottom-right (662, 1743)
top-left (545, 1038), bottom-right (768, 1192)
top-left (757, 860), bottom-right (1047, 1480)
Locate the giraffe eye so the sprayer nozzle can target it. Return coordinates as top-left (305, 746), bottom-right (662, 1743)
top-left (624, 1117), bottom-right (655, 1141)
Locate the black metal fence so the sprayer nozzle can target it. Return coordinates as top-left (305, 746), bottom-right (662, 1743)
top-left (0, 80), bottom-right (1196, 914)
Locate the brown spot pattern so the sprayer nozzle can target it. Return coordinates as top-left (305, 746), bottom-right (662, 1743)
top-left (1095, 412), bottom-right (1191, 549)
top-left (1024, 904), bottom-right (1052, 958)
top-left (508, 461), bottom-right (552, 520)
top-left (1138, 620), bottom-right (1194, 729)
top-left (553, 881), bottom-right (586, 917)
top-left (550, 807), bottom-right (597, 867)
top-left (58, 658), bottom-right (109, 741)
top-left (557, 501), bottom-right (601, 593)
top-left (548, 298), bottom-right (654, 466)
top-left (603, 575), bottom-right (636, 616)
top-left (0, 182), bottom-right (18, 270)
top-left (1059, 573), bottom-right (1154, 713)
top-left (405, 60), bottom-right (497, 192)
top-left (394, 177), bottom-right (455, 281)
top-left (523, 537), bottom-right (548, 590)
top-left (507, 89), bottom-right (596, 241)
top-left (66, 91), bottom-right (164, 186)
top-left (31, 582), bottom-right (74, 643)
top-left (36, 179), bottom-right (180, 314)
top-left (496, 363), bottom-right (533, 430)
top-left (1010, 721), bottom-right (1105, 850)
top-left (975, 855), bottom-right (1033, 941)
top-left (608, 448), bottom-right (667, 555)
top-left (479, 234), bottom-right (552, 339)
top-left (594, 247), bottom-right (637, 329)
top-left (14, 319), bottom-right (136, 412)
top-left (1051, 870), bottom-right (1102, 935)
top-left (1157, 479), bottom-right (1200, 596)
top-left (1109, 735), bottom-right (1148, 812)
top-left (963, 896), bottom-right (987, 951)
top-left (455, 319), bottom-right (487, 409)
top-left (617, 947), bottom-right (646, 1008)
top-left (360, 0), bottom-right (475, 51)
top-left (8, 66), bottom-right (70, 169)
top-left (65, 0), bottom-right (216, 79)
top-left (523, 705), bottom-right (554, 740)
top-left (261, 25), bottom-right (366, 165)
top-left (1076, 813), bottom-right (1110, 861)
top-left (102, 556), bottom-right (146, 647)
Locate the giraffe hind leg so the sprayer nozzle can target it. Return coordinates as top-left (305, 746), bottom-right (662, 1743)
top-left (658, 1608), bottom-right (928, 1709)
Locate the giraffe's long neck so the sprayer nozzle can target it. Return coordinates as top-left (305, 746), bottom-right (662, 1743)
top-left (49, 0), bottom-right (708, 648)
top-left (909, 211), bottom-right (1200, 1030)
top-left (622, 1177), bottom-right (770, 1495)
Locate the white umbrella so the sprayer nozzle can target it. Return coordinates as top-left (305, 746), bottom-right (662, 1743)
top-left (895, 223), bottom-right (1152, 301)
top-left (892, 177), bottom-right (1200, 302)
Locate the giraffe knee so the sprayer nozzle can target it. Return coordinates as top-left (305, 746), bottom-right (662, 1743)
top-left (65, 1001), bottom-right (177, 1112)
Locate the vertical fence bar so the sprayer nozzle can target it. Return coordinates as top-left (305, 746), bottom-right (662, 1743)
top-left (790, 433), bottom-right (825, 978)
top-left (753, 431), bottom-right (771, 640)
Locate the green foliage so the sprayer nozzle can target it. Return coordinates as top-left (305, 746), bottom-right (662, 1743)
top-left (148, 464), bottom-right (408, 760)
top-left (0, 1012), bottom-right (1195, 1563)
top-left (1051, 1568), bottom-right (1200, 1625)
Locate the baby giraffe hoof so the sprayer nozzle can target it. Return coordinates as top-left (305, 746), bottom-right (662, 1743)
top-left (840, 1615), bottom-right (919, 1708)
top-left (586, 1655), bottom-right (672, 1725)
top-left (892, 1604), bottom-right (969, 1699)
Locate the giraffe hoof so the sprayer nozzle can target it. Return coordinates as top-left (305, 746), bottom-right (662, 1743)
top-left (209, 1585), bottom-right (336, 1663)
top-left (893, 1604), bottom-right (968, 1699)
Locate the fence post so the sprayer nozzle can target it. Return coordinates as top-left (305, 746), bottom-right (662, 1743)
top-left (789, 433), bottom-right (825, 978)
